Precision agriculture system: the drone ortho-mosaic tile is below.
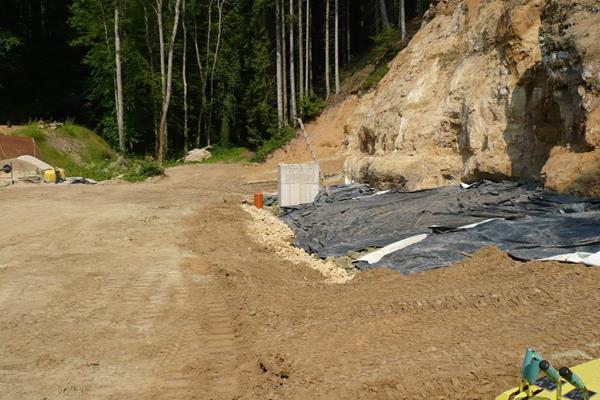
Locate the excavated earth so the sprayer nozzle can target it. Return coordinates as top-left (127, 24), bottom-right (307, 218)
top-left (2, 163), bottom-right (600, 399)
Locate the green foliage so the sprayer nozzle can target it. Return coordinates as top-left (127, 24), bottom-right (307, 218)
top-left (299, 95), bottom-right (327, 121)
top-left (203, 147), bottom-right (253, 164)
top-left (62, 119), bottom-right (88, 137)
top-left (253, 126), bottom-right (296, 162)
top-left (0, 29), bottom-right (21, 58)
top-left (241, 0), bottom-right (278, 148)
top-left (372, 27), bottom-right (400, 62)
top-left (122, 158), bottom-right (165, 182)
top-left (363, 64), bottom-right (390, 90)
top-left (359, 27), bottom-right (398, 91)
top-left (13, 122), bottom-right (46, 141)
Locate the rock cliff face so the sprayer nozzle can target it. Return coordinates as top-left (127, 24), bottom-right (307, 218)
top-left (342, 0), bottom-right (600, 193)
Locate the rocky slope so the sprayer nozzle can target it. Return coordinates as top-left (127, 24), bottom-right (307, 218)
top-left (339, 0), bottom-right (600, 194)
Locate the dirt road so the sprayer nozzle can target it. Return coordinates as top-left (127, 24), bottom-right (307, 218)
top-left (1, 163), bottom-right (600, 399)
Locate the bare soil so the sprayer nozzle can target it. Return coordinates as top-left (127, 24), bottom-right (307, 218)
top-left (1, 163), bottom-right (600, 399)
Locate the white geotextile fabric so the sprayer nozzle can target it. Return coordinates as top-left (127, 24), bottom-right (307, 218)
top-left (539, 251), bottom-right (600, 266)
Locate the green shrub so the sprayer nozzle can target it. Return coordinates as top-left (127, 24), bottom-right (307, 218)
top-left (253, 126), bottom-right (296, 162)
top-left (299, 95), bottom-right (327, 121)
top-left (122, 158), bottom-right (165, 182)
top-left (363, 63), bottom-right (390, 90)
top-left (372, 27), bottom-right (400, 62)
top-left (77, 160), bottom-right (123, 181)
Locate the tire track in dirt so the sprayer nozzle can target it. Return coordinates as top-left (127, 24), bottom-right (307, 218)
top-left (352, 286), bottom-right (547, 318)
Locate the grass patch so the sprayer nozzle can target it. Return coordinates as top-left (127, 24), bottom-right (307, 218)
top-left (11, 121), bottom-right (117, 180)
top-left (61, 119), bottom-right (89, 138)
top-left (202, 147), bottom-right (253, 164)
top-left (254, 126), bottom-right (296, 162)
top-left (13, 122), bottom-right (46, 141)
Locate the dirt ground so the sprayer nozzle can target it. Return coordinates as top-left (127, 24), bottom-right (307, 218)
top-left (1, 163), bottom-right (600, 400)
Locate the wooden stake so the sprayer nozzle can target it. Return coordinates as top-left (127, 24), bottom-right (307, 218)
top-left (297, 118), bottom-right (329, 193)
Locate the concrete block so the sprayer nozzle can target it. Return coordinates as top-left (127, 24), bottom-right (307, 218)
top-left (278, 163), bottom-right (320, 207)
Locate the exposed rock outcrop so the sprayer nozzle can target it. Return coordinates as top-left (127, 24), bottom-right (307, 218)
top-left (341, 0), bottom-right (600, 193)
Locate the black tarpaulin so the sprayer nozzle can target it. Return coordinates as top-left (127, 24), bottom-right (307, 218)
top-left (280, 181), bottom-right (600, 274)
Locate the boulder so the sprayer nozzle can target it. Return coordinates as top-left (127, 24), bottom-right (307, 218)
top-left (184, 147), bottom-right (212, 163)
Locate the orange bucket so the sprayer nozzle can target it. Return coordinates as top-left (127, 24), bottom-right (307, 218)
top-left (254, 192), bottom-right (264, 209)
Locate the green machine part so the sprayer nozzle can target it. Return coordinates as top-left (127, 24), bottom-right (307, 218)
top-left (540, 360), bottom-right (561, 383)
top-left (560, 367), bottom-right (587, 391)
top-left (522, 349), bottom-right (543, 384)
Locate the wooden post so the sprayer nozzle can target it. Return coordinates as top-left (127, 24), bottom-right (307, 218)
top-left (297, 118), bottom-right (328, 193)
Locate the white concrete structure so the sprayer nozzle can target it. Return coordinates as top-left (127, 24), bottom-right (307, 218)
top-left (278, 163), bottom-right (320, 207)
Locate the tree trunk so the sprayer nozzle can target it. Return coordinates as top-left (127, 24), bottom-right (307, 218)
top-left (305, 0), bottom-right (310, 94)
top-left (399, 0), bottom-right (406, 40)
top-left (156, 1), bottom-right (165, 99)
top-left (275, 0), bottom-right (284, 128)
top-left (281, 0), bottom-right (288, 124)
top-left (289, 0), bottom-right (297, 124)
top-left (155, 0), bottom-right (167, 158)
top-left (114, 1), bottom-right (125, 153)
top-left (157, 0), bottom-right (182, 163)
top-left (379, 0), bottom-right (390, 28)
top-left (192, 29), bottom-right (205, 147)
top-left (191, 0), bottom-right (213, 147)
top-left (325, 0), bottom-right (330, 98)
top-left (334, 0), bottom-right (339, 94)
top-left (207, 0), bottom-right (225, 146)
top-left (182, 0), bottom-right (188, 154)
top-left (143, 4), bottom-right (159, 156)
top-left (298, 0), bottom-right (303, 100)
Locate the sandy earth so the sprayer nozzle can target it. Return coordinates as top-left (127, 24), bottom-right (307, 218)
top-left (1, 163), bottom-right (600, 399)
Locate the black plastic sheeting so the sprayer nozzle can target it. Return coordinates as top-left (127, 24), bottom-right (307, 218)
top-left (368, 213), bottom-right (600, 274)
top-left (280, 181), bottom-right (600, 274)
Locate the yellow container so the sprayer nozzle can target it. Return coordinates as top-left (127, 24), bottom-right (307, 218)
top-left (43, 168), bottom-right (66, 184)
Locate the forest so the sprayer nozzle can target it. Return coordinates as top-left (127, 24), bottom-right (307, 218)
top-left (0, 0), bottom-right (431, 162)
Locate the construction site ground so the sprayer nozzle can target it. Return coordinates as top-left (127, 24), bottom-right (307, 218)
top-left (1, 163), bottom-right (600, 399)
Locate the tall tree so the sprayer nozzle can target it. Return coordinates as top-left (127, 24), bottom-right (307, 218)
top-left (181, 0), bottom-right (188, 154)
top-left (399, 0), bottom-right (406, 40)
top-left (275, 0), bottom-right (284, 127)
top-left (114, 0), bottom-right (125, 153)
top-left (143, 3), bottom-right (159, 154)
top-left (334, 0), bottom-right (339, 94)
top-left (305, 0), bottom-right (310, 94)
top-left (281, 0), bottom-right (288, 123)
top-left (298, 0), bottom-right (303, 100)
top-left (207, 0), bottom-right (226, 146)
top-left (157, 0), bottom-right (182, 163)
top-left (324, 0), bottom-right (330, 98)
top-left (288, 0), bottom-right (297, 124)
top-left (379, 0), bottom-right (391, 28)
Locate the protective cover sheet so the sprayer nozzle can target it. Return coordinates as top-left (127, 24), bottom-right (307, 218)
top-left (280, 181), bottom-right (600, 274)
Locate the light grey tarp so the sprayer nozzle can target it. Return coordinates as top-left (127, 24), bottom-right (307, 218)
top-left (280, 181), bottom-right (600, 274)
